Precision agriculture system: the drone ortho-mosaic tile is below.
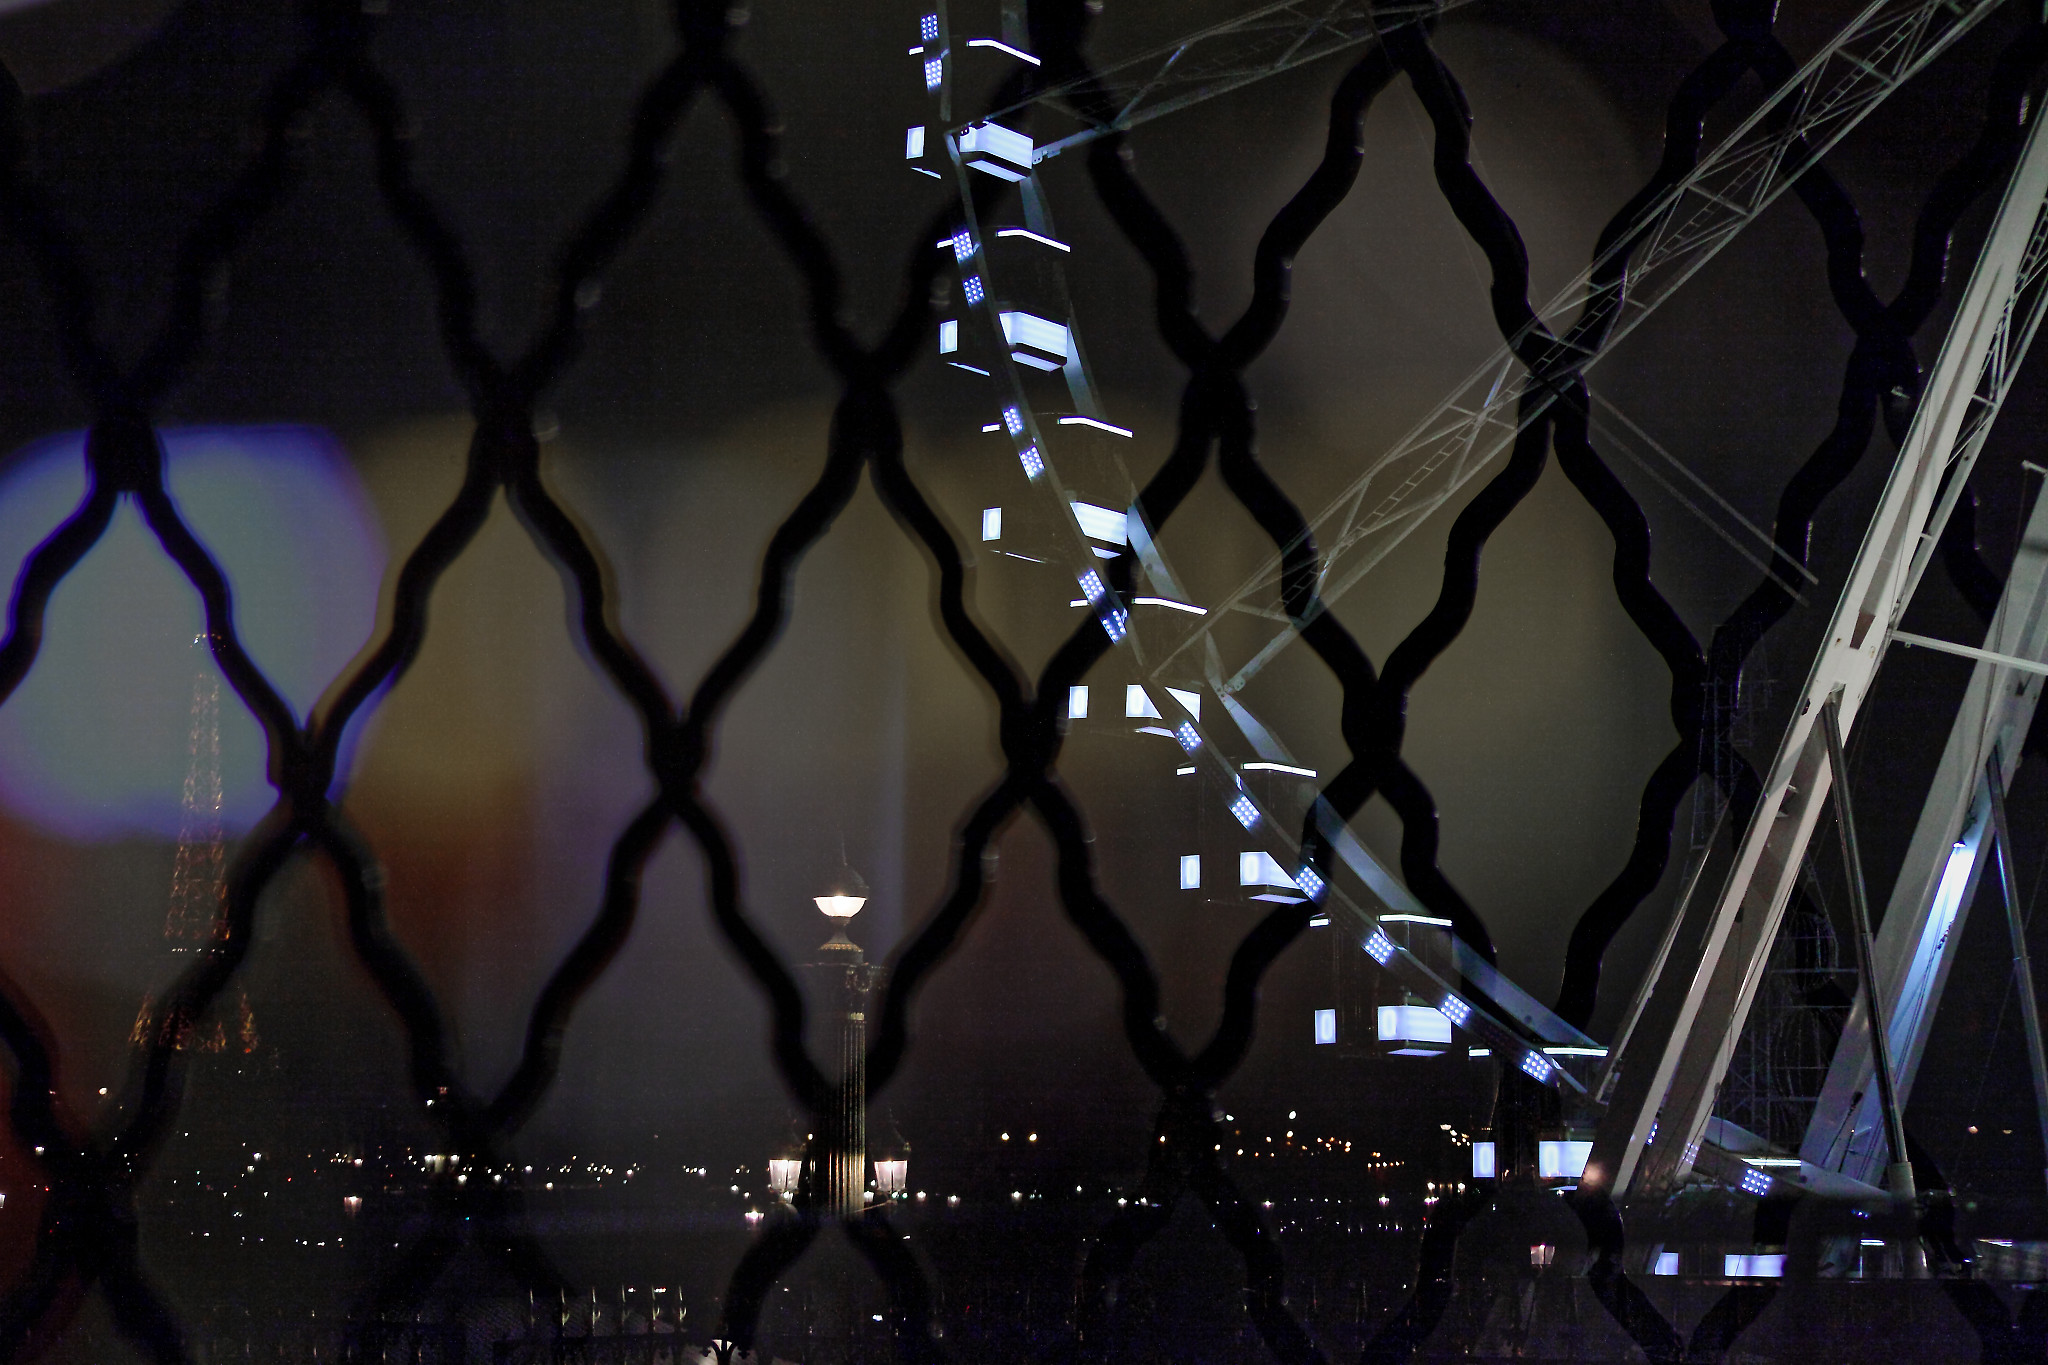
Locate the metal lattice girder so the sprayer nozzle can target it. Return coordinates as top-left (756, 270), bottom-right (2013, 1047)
top-left (981, 0), bottom-right (1476, 162)
top-left (1801, 478), bottom-right (2048, 1185)
top-left (1146, 0), bottom-right (2014, 696)
top-left (1586, 98), bottom-right (2048, 1200)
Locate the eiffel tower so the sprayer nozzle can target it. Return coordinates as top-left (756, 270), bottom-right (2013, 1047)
top-left (129, 635), bottom-right (258, 1056)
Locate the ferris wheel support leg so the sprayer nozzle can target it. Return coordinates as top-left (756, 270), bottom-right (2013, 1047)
top-left (1985, 749), bottom-right (2048, 1199)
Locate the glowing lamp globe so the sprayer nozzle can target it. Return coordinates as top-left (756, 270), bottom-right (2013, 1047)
top-left (814, 859), bottom-right (870, 923)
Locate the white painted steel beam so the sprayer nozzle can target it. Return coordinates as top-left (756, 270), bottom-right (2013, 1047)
top-left (1893, 629), bottom-right (2048, 677)
top-left (1149, 0), bottom-right (2013, 696)
top-left (1801, 482), bottom-right (2048, 1185)
top-left (1587, 101), bottom-right (2048, 1200)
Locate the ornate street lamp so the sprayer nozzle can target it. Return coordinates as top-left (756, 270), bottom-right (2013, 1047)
top-left (872, 1110), bottom-right (911, 1201)
top-left (813, 861), bottom-right (874, 1218)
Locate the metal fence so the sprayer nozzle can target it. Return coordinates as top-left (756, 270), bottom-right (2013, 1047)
top-left (0, 0), bottom-right (2044, 1361)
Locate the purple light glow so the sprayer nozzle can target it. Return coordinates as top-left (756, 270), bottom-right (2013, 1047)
top-left (0, 427), bottom-right (383, 840)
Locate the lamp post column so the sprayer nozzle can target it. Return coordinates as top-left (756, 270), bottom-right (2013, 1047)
top-left (813, 870), bottom-right (874, 1219)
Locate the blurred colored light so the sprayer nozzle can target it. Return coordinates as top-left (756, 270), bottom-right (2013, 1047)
top-left (0, 427), bottom-right (382, 839)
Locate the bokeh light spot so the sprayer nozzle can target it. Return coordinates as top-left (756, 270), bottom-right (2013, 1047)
top-left (0, 426), bottom-right (383, 840)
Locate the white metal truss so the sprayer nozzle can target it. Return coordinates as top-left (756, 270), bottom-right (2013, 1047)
top-left (1148, 0), bottom-right (2014, 696)
top-left (1585, 100), bottom-right (2048, 1200)
top-left (1801, 479), bottom-right (2048, 1186)
top-left (989, 0), bottom-right (1473, 162)
top-left (920, 0), bottom-right (2019, 1089)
